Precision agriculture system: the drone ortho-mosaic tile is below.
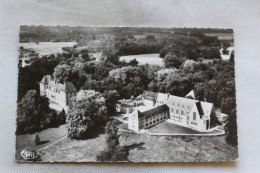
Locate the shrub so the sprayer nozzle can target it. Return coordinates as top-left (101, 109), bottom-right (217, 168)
top-left (33, 133), bottom-right (40, 145)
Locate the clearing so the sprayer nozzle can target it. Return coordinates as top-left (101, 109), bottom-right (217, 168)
top-left (119, 131), bottom-right (238, 162)
top-left (19, 42), bottom-right (76, 56)
top-left (119, 54), bottom-right (163, 66)
top-left (15, 124), bottom-right (67, 158)
top-left (24, 122), bottom-right (237, 162)
top-left (146, 121), bottom-right (222, 135)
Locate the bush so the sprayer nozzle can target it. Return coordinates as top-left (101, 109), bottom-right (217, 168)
top-left (33, 133), bottom-right (40, 145)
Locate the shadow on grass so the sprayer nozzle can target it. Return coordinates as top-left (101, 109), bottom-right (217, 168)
top-left (83, 125), bottom-right (106, 140)
top-left (124, 142), bottom-right (145, 151)
top-left (96, 142), bottom-right (145, 162)
top-left (37, 140), bottom-right (50, 145)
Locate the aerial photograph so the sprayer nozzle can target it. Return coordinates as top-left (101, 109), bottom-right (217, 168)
top-left (16, 26), bottom-right (237, 162)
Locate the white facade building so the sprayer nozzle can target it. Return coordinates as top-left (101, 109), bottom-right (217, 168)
top-left (39, 75), bottom-right (77, 112)
top-left (127, 90), bottom-right (218, 132)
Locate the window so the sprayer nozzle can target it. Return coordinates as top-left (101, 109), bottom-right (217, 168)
top-left (191, 122), bottom-right (197, 125)
top-left (176, 109), bottom-right (179, 114)
top-left (181, 111), bottom-right (184, 115)
top-left (171, 108), bottom-right (174, 113)
top-left (193, 112), bottom-right (196, 120)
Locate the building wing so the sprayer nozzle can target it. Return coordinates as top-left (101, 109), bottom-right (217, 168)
top-left (138, 104), bottom-right (169, 119)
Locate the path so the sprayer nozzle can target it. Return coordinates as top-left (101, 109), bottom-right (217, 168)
top-left (118, 123), bottom-right (225, 136)
top-left (38, 135), bottom-right (67, 151)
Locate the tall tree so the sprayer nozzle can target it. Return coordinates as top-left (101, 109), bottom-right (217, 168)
top-left (103, 90), bottom-right (120, 115)
top-left (225, 109), bottom-right (238, 146)
top-left (16, 90), bottom-right (57, 134)
top-left (67, 91), bottom-right (108, 139)
top-left (53, 64), bottom-right (72, 83)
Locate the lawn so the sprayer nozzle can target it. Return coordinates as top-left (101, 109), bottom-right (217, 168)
top-left (147, 122), bottom-right (221, 135)
top-left (19, 42), bottom-right (76, 56)
top-left (119, 54), bottom-right (163, 66)
top-left (15, 124), bottom-right (67, 158)
top-left (39, 134), bottom-right (106, 162)
top-left (31, 122), bottom-right (237, 162)
top-left (118, 131), bottom-right (238, 162)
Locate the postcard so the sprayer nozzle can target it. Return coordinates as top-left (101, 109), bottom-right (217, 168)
top-left (16, 26), bottom-right (238, 162)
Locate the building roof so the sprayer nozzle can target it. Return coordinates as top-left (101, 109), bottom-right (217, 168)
top-left (166, 95), bottom-right (197, 113)
top-left (185, 90), bottom-right (195, 100)
top-left (166, 93), bottom-right (214, 119)
top-left (196, 102), bottom-right (204, 118)
top-left (156, 93), bottom-right (169, 101)
top-left (48, 80), bottom-right (77, 93)
top-left (138, 104), bottom-right (169, 119)
top-left (144, 96), bottom-right (155, 102)
top-left (142, 90), bottom-right (158, 99)
top-left (40, 75), bottom-right (52, 85)
top-left (134, 97), bottom-right (143, 101)
top-left (200, 101), bottom-right (213, 118)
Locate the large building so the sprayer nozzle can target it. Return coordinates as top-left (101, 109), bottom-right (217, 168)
top-left (39, 75), bottom-right (77, 112)
top-left (128, 105), bottom-right (169, 132)
top-left (116, 96), bottom-right (143, 114)
top-left (127, 90), bottom-right (218, 132)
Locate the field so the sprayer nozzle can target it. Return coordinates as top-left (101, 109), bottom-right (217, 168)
top-left (15, 125), bottom-right (67, 159)
top-left (147, 121), bottom-right (222, 135)
top-left (203, 33), bottom-right (234, 40)
top-left (119, 54), bottom-right (164, 66)
top-left (122, 131), bottom-right (238, 162)
top-left (19, 42), bottom-right (76, 56)
top-left (19, 122), bottom-right (238, 162)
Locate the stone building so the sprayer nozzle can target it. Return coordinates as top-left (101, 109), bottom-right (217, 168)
top-left (128, 105), bottom-right (169, 132)
top-left (39, 75), bottom-right (77, 112)
top-left (127, 90), bottom-right (218, 132)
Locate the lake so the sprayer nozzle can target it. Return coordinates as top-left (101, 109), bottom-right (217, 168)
top-left (19, 42), bottom-right (77, 56)
top-left (120, 54), bottom-right (163, 66)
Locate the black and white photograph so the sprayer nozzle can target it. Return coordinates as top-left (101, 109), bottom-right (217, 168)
top-left (15, 26), bottom-right (238, 162)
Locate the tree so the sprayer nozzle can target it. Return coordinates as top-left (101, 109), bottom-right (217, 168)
top-left (67, 91), bottom-right (108, 139)
top-left (57, 109), bottom-right (66, 125)
top-left (53, 64), bottom-right (72, 83)
top-left (159, 48), bottom-right (168, 58)
top-left (164, 53), bottom-right (184, 68)
top-left (230, 50), bottom-right (234, 62)
top-left (225, 109), bottom-right (238, 146)
top-left (105, 120), bottom-right (120, 152)
top-left (221, 97), bottom-right (236, 115)
top-left (128, 58), bottom-right (139, 66)
top-left (105, 53), bottom-right (120, 65)
top-left (103, 90), bottom-right (120, 115)
top-left (81, 53), bottom-right (90, 61)
top-left (97, 120), bottom-right (128, 161)
top-left (33, 133), bottom-right (40, 145)
top-left (16, 90), bottom-right (58, 134)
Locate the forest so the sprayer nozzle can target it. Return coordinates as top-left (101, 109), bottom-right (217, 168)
top-left (17, 30), bottom-right (237, 146)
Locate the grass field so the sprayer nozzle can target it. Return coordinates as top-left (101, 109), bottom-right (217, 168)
top-left (147, 121), bottom-right (221, 134)
top-left (24, 122), bottom-right (238, 162)
top-left (119, 54), bottom-right (163, 66)
top-left (39, 133), bottom-right (106, 162)
top-left (15, 125), bottom-right (67, 157)
top-left (119, 131), bottom-right (238, 162)
top-left (19, 42), bottom-right (76, 56)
